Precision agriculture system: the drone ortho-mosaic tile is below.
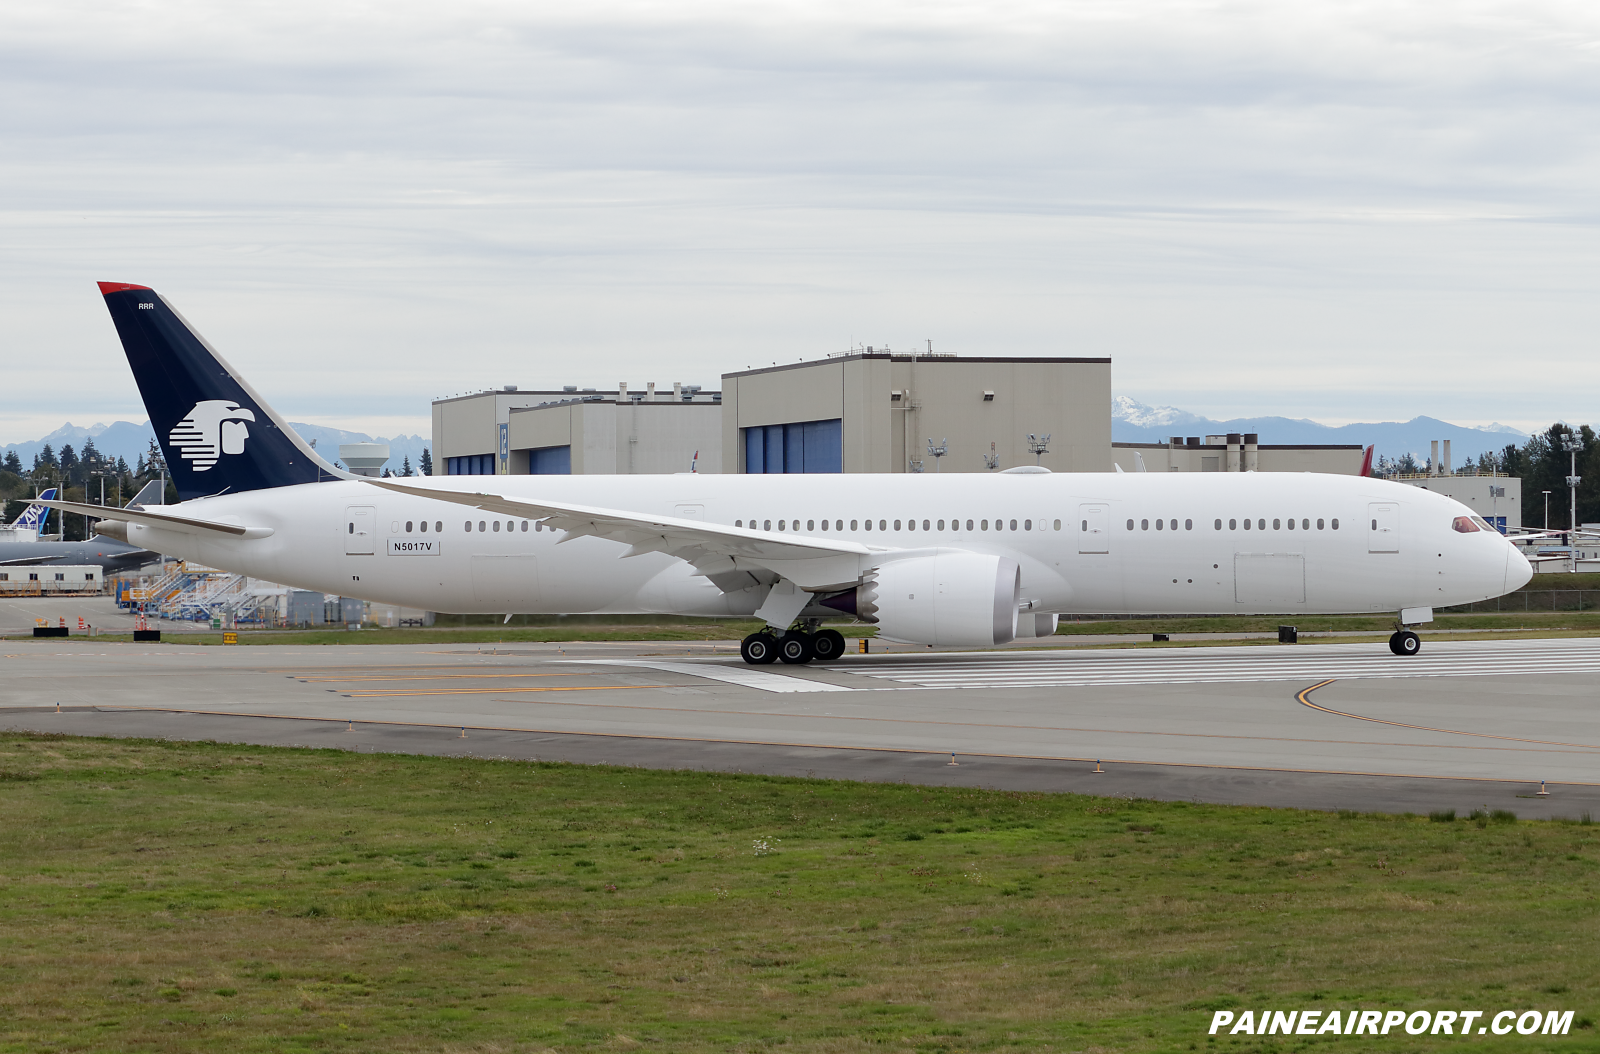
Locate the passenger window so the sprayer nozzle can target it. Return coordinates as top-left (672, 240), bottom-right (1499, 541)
top-left (907, 519), bottom-right (915, 531)
top-left (464, 521), bottom-right (472, 532)
top-left (968, 520), bottom-right (975, 531)
top-left (1141, 519), bottom-right (1149, 530)
top-left (836, 520), bottom-right (843, 530)
top-left (1301, 518), bottom-right (1308, 530)
top-left (735, 520), bottom-right (742, 527)
top-left (1317, 519), bottom-right (1325, 530)
top-left (521, 521), bottom-right (528, 531)
top-left (1243, 519), bottom-right (1251, 530)
top-left (937, 519), bottom-right (945, 531)
top-left (405, 520), bottom-right (413, 533)
top-left (1053, 519), bottom-right (1061, 531)
top-left (1155, 519), bottom-right (1163, 531)
top-left (436, 521), bottom-right (442, 532)
top-left (1332, 518), bottom-right (1340, 529)
top-left (923, 519), bottom-right (930, 531)
top-left (807, 519), bottom-right (815, 531)
top-left (764, 519), bottom-right (772, 531)
top-left (895, 520), bottom-right (903, 530)
top-left (1125, 519), bottom-right (1133, 530)
top-left (779, 520), bottom-right (787, 531)
top-left (1185, 519), bottom-right (1192, 530)
top-left (1214, 519), bottom-right (1221, 530)
top-left (493, 521), bottom-right (501, 532)
top-left (1228, 519), bottom-right (1236, 530)
top-left (1257, 519), bottom-right (1265, 530)
top-left (1286, 518), bottom-right (1294, 530)
top-left (851, 520), bottom-right (859, 530)
top-left (420, 521), bottom-right (428, 532)
top-left (1009, 519), bottom-right (1018, 531)
top-left (1273, 519), bottom-right (1281, 530)
top-left (985, 520), bottom-right (992, 531)
top-left (1024, 519), bottom-right (1033, 531)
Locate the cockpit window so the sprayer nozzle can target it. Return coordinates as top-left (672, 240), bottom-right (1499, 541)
top-left (1471, 515), bottom-right (1496, 533)
top-left (1452, 516), bottom-right (1480, 534)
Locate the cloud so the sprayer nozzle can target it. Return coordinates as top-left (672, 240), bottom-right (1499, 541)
top-left (2, 0), bottom-right (1599, 441)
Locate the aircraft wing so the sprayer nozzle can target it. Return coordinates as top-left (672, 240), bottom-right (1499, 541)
top-left (38, 499), bottom-right (274, 540)
top-left (368, 479), bottom-right (886, 592)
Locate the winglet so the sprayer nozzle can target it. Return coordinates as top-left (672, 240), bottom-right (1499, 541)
top-left (97, 282), bottom-right (151, 295)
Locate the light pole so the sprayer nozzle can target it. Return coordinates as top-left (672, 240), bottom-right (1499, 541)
top-left (1561, 432), bottom-right (1584, 572)
top-left (926, 438), bottom-right (947, 472)
top-left (1027, 433), bottom-right (1051, 466)
top-left (1543, 491), bottom-right (1552, 531)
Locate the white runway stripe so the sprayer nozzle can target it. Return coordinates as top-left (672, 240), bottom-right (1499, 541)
top-left (819, 638), bottom-right (1600, 688)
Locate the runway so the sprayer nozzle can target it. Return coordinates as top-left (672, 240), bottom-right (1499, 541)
top-left (3, 636), bottom-right (1596, 814)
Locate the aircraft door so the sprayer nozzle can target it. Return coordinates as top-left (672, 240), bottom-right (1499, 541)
top-left (1368, 503), bottom-right (1399, 553)
top-left (1078, 503), bottom-right (1110, 553)
top-left (345, 506), bottom-right (376, 555)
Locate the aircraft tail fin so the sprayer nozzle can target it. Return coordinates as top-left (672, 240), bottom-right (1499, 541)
top-left (125, 479), bottom-right (165, 508)
top-left (96, 282), bottom-right (348, 500)
top-left (1360, 444), bottom-right (1375, 477)
top-left (10, 488), bottom-right (57, 535)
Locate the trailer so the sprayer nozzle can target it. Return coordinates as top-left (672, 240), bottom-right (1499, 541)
top-left (0, 565), bottom-right (103, 595)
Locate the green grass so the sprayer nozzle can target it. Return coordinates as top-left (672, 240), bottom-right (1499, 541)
top-left (0, 734), bottom-right (1595, 1052)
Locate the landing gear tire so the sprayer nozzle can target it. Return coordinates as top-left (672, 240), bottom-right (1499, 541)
top-left (810, 629), bottom-right (847, 661)
top-left (1389, 630), bottom-right (1421, 656)
top-left (777, 631), bottom-right (815, 664)
top-left (741, 632), bottom-right (779, 665)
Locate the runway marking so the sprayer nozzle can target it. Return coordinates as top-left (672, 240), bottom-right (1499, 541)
top-left (297, 672), bottom-right (612, 683)
top-left (346, 684), bottom-right (668, 698)
top-left (1295, 679), bottom-right (1600, 751)
top-left (820, 638), bottom-right (1600, 688)
top-left (479, 695), bottom-right (1600, 756)
top-left (568, 659), bottom-right (856, 693)
top-left (47, 704), bottom-right (1600, 787)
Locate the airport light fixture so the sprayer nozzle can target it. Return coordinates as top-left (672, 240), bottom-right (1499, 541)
top-left (1561, 432), bottom-right (1584, 569)
top-left (927, 438), bottom-right (948, 472)
top-left (1027, 433), bottom-right (1052, 465)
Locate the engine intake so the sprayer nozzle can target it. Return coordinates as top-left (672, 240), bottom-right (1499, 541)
top-left (824, 550), bottom-right (1019, 647)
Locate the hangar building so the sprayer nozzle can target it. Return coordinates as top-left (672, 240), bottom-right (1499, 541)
top-left (432, 383), bottom-right (721, 476)
top-left (1111, 435), bottom-right (1365, 475)
top-left (720, 352), bottom-right (1112, 474)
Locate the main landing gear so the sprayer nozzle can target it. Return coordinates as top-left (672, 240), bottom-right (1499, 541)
top-left (1389, 630), bottom-right (1421, 656)
top-left (740, 627), bottom-right (846, 665)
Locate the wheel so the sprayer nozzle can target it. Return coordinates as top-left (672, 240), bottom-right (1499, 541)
top-left (1389, 630), bottom-right (1421, 656)
top-left (777, 631), bottom-right (815, 664)
top-left (741, 632), bottom-right (779, 665)
top-left (810, 629), bottom-right (847, 661)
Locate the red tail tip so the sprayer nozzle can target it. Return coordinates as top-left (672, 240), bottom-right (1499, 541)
top-left (97, 282), bottom-right (151, 295)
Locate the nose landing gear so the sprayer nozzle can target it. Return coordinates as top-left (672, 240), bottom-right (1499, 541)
top-left (1389, 630), bottom-right (1421, 656)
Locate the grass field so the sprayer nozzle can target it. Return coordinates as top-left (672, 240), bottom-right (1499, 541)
top-left (1, 734), bottom-right (1595, 1053)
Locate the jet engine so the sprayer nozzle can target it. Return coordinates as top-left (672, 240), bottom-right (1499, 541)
top-left (824, 550), bottom-right (1019, 647)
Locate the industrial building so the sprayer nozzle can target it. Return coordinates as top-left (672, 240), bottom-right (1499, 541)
top-left (1395, 475), bottom-right (1522, 532)
top-left (1111, 435), bottom-right (1366, 475)
top-left (432, 384), bottom-right (721, 476)
top-left (720, 352), bottom-right (1112, 474)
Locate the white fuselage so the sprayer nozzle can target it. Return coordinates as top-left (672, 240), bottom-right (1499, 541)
top-left (124, 472), bottom-right (1530, 619)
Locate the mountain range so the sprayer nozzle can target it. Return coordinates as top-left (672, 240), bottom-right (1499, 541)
top-left (1, 402), bottom-right (1538, 477)
top-left (1, 421), bottom-right (431, 476)
top-left (1111, 397), bottom-right (1530, 465)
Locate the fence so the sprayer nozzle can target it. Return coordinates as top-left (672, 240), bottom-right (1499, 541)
top-left (1440, 591), bottom-right (1594, 614)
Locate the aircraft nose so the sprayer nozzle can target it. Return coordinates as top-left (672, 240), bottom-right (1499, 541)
top-left (1505, 543), bottom-right (1533, 593)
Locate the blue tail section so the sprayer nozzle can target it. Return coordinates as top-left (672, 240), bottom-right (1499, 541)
top-left (97, 282), bottom-right (346, 500)
top-left (12, 488), bottom-right (57, 535)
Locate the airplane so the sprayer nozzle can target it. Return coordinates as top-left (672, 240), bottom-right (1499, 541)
top-left (42, 281), bottom-right (1533, 663)
top-left (0, 482), bottom-right (163, 574)
top-left (0, 488), bottom-right (58, 541)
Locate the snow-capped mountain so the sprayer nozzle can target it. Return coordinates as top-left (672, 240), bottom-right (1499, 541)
top-left (1112, 396), bottom-right (1531, 463)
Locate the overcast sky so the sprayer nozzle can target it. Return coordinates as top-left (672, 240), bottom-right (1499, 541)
top-left (4, 0), bottom-right (1599, 443)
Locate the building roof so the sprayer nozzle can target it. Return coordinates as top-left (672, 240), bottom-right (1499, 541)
top-left (723, 353), bottom-right (1111, 380)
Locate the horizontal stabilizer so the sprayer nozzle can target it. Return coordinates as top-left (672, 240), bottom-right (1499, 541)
top-left (38, 498), bottom-right (273, 539)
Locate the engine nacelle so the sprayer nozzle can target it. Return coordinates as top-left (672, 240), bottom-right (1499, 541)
top-left (832, 550), bottom-right (1019, 647)
top-left (1015, 612), bottom-right (1058, 639)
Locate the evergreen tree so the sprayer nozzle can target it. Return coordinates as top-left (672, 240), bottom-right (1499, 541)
top-left (59, 444), bottom-right (79, 481)
top-left (37, 444), bottom-right (57, 469)
top-left (419, 447), bottom-right (432, 476)
top-left (401, 455), bottom-right (413, 477)
top-left (81, 436), bottom-right (100, 465)
top-left (115, 456), bottom-right (129, 476)
top-left (381, 467), bottom-right (393, 478)
top-left (2, 451), bottom-right (20, 475)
